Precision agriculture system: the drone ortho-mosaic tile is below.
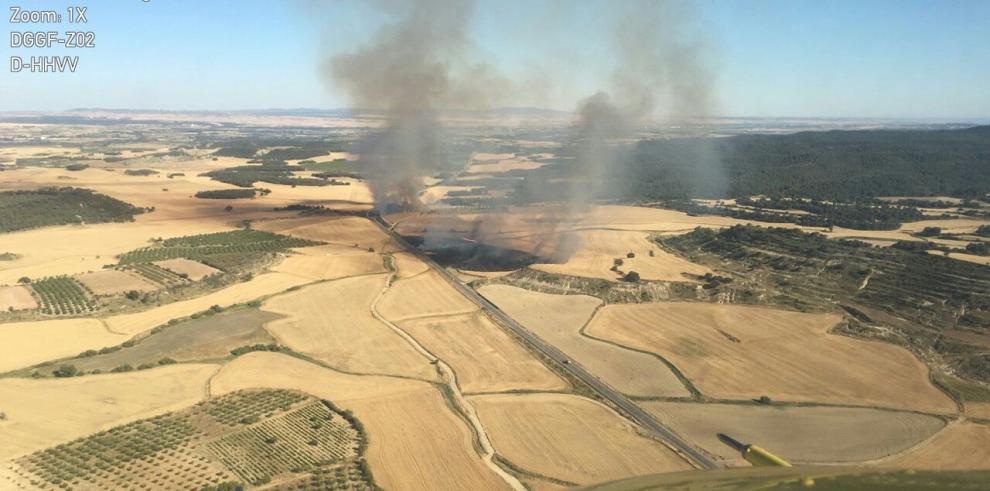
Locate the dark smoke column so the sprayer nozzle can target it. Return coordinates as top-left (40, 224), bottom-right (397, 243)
top-left (326, 0), bottom-right (500, 211)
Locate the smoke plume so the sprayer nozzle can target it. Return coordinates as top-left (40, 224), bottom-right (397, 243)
top-left (567, 0), bottom-right (720, 204)
top-left (325, 0), bottom-right (505, 210)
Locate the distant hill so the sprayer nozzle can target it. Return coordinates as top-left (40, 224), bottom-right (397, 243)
top-left (635, 125), bottom-right (990, 200)
top-left (517, 125), bottom-right (990, 202)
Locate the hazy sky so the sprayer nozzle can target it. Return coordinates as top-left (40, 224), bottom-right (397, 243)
top-left (1, 0), bottom-right (987, 118)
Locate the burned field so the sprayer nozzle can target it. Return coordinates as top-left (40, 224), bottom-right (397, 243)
top-left (2, 389), bottom-right (375, 490)
top-left (400, 233), bottom-right (545, 272)
top-left (659, 225), bottom-right (990, 391)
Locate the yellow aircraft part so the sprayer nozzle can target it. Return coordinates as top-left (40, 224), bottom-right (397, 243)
top-left (744, 445), bottom-right (792, 467)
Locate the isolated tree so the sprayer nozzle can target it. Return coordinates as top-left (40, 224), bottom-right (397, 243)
top-left (17, 277), bottom-right (30, 284)
top-left (613, 258), bottom-right (624, 267)
top-left (224, 205), bottom-right (234, 212)
top-left (52, 365), bottom-right (78, 378)
top-left (623, 271), bottom-right (641, 282)
top-left (627, 252), bottom-right (635, 258)
top-left (125, 290), bottom-right (141, 300)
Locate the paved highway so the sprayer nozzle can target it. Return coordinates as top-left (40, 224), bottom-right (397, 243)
top-left (370, 213), bottom-right (718, 470)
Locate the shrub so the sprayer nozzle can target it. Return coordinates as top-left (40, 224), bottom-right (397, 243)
top-left (918, 226), bottom-right (942, 237)
top-left (626, 252), bottom-right (635, 258)
top-left (622, 271), bottom-right (641, 282)
top-left (125, 290), bottom-right (141, 300)
top-left (52, 365), bottom-right (78, 378)
top-left (966, 242), bottom-right (990, 256)
top-left (17, 277), bottom-right (31, 284)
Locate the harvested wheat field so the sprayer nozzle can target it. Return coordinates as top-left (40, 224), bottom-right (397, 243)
top-left (262, 275), bottom-right (437, 380)
top-left (255, 215), bottom-right (399, 252)
top-left (273, 247), bottom-right (384, 280)
top-left (103, 272), bottom-right (308, 335)
top-left (930, 250), bottom-right (990, 266)
top-left (884, 422), bottom-right (990, 470)
top-left (391, 252), bottom-right (431, 278)
top-left (398, 311), bottom-right (565, 393)
top-left (533, 229), bottom-right (712, 282)
top-left (378, 271), bottom-right (478, 322)
top-left (0, 319), bottom-right (126, 373)
top-left (0, 285), bottom-right (37, 311)
top-left (153, 257), bottom-right (221, 280)
top-left (210, 352), bottom-right (512, 491)
top-left (471, 393), bottom-right (691, 485)
top-left (467, 157), bottom-right (543, 174)
top-left (54, 308), bottom-right (280, 373)
top-left (0, 219), bottom-right (231, 284)
top-left (76, 269), bottom-right (159, 295)
top-left (0, 364), bottom-right (217, 460)
top-left (587, 302), bottom-right (955, 413)
top-left (643, 402), bottom-right (944, 464)
top-left (252, 179), bottom-right (374, 204)
top-left (966, 402), bottom-right (990, 420)
top-left (478, 285), bottom-right (689, 397)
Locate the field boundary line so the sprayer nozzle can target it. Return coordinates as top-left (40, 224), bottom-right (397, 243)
top-left (371, 270), bottom-right (526, 491)
top-left (576, 308), bottom-right (702, 399)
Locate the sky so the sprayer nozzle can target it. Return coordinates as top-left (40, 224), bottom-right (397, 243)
top-left (1, 0), bottom-right (988, 118)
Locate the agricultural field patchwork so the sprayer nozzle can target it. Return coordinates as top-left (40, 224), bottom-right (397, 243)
top-left (118, 230), bottom-right (321, 272)
top-left (586, 302), bottom-right (955, 413)
top-left (2, 389), bottom-right (375, 490)
top-left (478, 284), bottom-right (690, 397)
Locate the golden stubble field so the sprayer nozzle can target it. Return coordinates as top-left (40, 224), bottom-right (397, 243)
top-left (76, 269), bottom-right (159, 295)
top-left (0, 272), bottom-right (309, 373)
top-left (397, 311), bottom-right (566, 393)
top-left (532, 229), bottom-right (712, 282)
top-left (261, 274), bottom-right (438, 381)
top-left (587, 302), bottom-right (956, 413)
top-left (883, 422), bottom-right (990, 470)
top-left (477, 284), bottom-right (690, 397)
top-left (642, 402), bottom-right (945, 464)
top-left (272, 245), bottom-right (385, 281)
top-left (377, 271), bottom-right (479, 321)
top-left (0, 364), bottom-right (218, 460)
top-left (255, 215), bottom-right (400, 253)
top-left (0, 285), bottom-right (37, 311)
top-left (153, 258), bottom-right (221, 281)
top-left (210, 352), bottom-right (512, 491)
top-left (470, 393), bottom-right (692, 486)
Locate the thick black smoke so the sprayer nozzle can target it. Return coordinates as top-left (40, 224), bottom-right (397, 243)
top-left (326, 0), bottom-right (506, 210)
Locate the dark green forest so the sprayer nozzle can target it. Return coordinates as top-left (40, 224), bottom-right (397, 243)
top-left (0, 187), bottom-right (146, 233)
top-left (516, 125), bottom-right (990, 202)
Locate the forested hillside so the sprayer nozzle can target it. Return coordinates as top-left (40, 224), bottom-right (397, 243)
top-left (515, 125), bottom-right (990, 202)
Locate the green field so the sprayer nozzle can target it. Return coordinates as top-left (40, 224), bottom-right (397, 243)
top-left (29, 308), bottom-right (281, 375)
top-left (0, 187), bottom-right (146, 233)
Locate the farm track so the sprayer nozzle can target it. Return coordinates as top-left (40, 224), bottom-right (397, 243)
top-left (371, 213), bottom-right (719, 470)
top-left (369, 270), bottom-right (526, 491)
